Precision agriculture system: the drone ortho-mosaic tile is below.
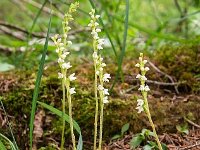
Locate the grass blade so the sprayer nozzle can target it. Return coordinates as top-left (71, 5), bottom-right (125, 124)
top-left (20, 0), bottom-right (48, 66)
top-left (0, 133), bottom-right (17, 150)
top-left (0, 97), bottom-right (19, 150)
top-left (111, 0), bottom-right (129, 90)
top-left (27, 0), bottom-right (48, 41)
top-left (29, 12), bottom-right (52, 149)
top-left (88, 0), bottom-right (118, 57)
top-left (37, 101), bottom-right (83, 149)
top-left (77, 133), bottom-right (83, 150)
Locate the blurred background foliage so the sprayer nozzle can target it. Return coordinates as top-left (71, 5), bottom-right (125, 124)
top-left (0, 0), bottom-right (200, 70)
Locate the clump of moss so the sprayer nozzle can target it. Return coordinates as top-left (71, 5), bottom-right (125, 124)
top-left (154, 44), bottom-right (200, 93)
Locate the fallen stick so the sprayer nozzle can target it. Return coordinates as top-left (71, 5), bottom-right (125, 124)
top-left (148, 61), bottom-right (180, 94)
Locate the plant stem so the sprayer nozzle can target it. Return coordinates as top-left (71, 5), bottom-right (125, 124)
top-left (98, 94), bottom-right (104, 150)
top-left (144, 97), bottom-right (163, 150)
top-left (66, 81), bottom-right (76, 150)
top-left (60, 79), bottom-right (66, 150)
top-left (94, 62), bottom-right (98, 150)
top-left (98, 76), bottom-right (104, 150)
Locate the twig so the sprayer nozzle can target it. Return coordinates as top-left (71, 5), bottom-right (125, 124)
top-left (174, 0), bottom-right (183, 15)
top-left (148, 61), bottom-right (179, 94)
top-left (184, 117), bottom-right (200, 129)
top-left (0, 26), bottom-right (25, 41)
top-left (0, 21), bottom-right (46, 38)
top-left (0, 21), bottom-right (91, 41)
top-left (0, 45), bottom-right (15, 54)
top-left (123, 79), bottom-right (183, 94)
top-left (22, 0), bottom-right (63, 18)
top-left (179, 141), bottom-right (200, 150)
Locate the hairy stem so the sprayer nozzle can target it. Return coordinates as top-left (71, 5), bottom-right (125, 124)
top-left (144, 97), bottom-right (163, 150)
top-left (94, 63), bottom-right (98, 150)
top-left (98, 75), bottom-right (104, 150)
top-left (66, 82), bottom-right (76, 150)
top-left (60, 79), bottom-right (66, 150)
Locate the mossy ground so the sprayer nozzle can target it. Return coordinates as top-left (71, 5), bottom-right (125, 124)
top-left (0, 45), bottom-right (200, 149)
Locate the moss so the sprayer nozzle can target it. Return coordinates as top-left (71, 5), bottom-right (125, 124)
top-left (154, 44), bottom-right (200, 93)
top-left (1, 50), bottom-right (200, 149)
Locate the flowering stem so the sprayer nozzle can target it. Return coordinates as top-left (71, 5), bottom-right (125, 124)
top-left (60, 79), bottom-right (66, 150)
top-left (94, 63), bottom-right (98, 150)
top-left (65, 81), bottom-right (76, 150)
top-left (135, 53), bottom-right (163, 150)
top-left (98, 92), bottom-right (104, 150)
top-left (144, 98), bottom-right (163, 150)
top-left (98, 77), bottom-right (104, 150)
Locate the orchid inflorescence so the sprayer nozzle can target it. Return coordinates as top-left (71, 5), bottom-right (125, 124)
top-left (135, 53), bottom-right (150, 113)
top-left (135, 53), bottom-right (163, 150)
top-left (88, 9), bottom-right (111, 150)
top-left (51, 2), bottom-right (79, 150)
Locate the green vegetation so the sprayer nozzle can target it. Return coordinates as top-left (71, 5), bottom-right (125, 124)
top-left (0, 0), bottom-right (200, 150)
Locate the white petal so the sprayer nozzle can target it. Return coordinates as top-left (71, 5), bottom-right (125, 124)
top-left (69, 87), bottom-right (76, 95)
top-left (58, 72), bottom-right (64, 79)
top-left (69, 73), bottom-right (76, 81)
top-left (103, 96), bottom-right (109, 104)
top-left (135, 63), bottom-right (140, 67)
top-left (98, 85), bottom-right (104, 91)
top-left (104, 89), bottom-right (109, 95)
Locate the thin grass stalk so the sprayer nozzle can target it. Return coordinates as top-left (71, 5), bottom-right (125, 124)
top-left (0, 98), bottom-right (19, 150)
top-left (110, 0), bottom-right (129, 91)
top-left (29, 12), bottom-right (52, 150)
top-left (22, 0), bottom-right (48, 66)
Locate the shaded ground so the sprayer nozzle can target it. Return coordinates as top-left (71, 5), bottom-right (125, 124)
top-left (0, 45), bottom-right (200, 149)
top-left (105, 129), bottom-right (200, 150)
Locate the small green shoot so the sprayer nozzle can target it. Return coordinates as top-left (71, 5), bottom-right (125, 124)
top-left (112, 123), bottom-right (130, 140)
top-left (176, 123), bottom-right (189, 135)
top-left (130, 129), bottom-right (167, 150)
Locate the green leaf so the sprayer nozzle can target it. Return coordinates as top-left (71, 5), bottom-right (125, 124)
top-left (77, 133), bottom-right (83, 150)
top-left (29, 12), bottom-right (52, 149)
top-left (111, 134), bottom-right (121, 140)
top-left (37, 101), bottom-right (83, 150)
top-left (143, 144), bottom-right (153, 150)
top-left (0, 140), bottom-right (6, 150)
top-left (121, 123), bottom-right (130, 135)
top-left (176, 124), bottom-right (189, 135)
top-left (0, 63), bottom-right (15, 72)
top-left (141, 129), bottom-right (155, 137)
top-left (130, 134), bottom-right (144, 149)
top-left (161, 143), bottom-right (168, 150)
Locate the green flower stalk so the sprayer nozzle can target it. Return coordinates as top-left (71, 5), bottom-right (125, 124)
top-left (135, 53), bottom-right (163, 150)
top-left (88, 9), bottom-right (111, 150)
top-left (52, 2), bottom-right (79, 150)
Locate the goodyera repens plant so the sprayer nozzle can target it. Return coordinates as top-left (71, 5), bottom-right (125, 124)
top-left (88, 9), bottom-right (111, 150)
top-left (51, 2), bottom-right (79, 150)
top-left (135, 53), bottom-right (163, 150)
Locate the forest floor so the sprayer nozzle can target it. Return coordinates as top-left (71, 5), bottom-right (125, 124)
top-left (105, 128), bottom-right (200, 150)
top-left (0, 49), bottom-right (200, 150)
